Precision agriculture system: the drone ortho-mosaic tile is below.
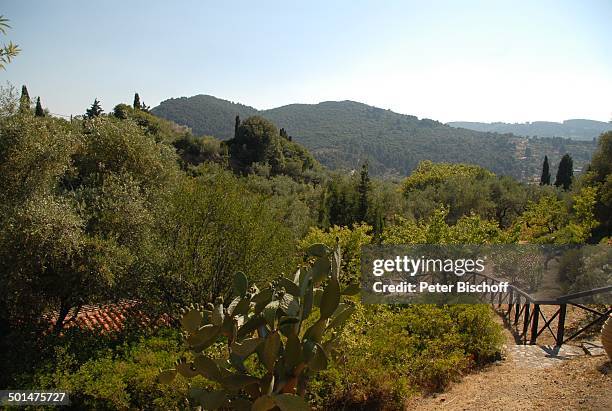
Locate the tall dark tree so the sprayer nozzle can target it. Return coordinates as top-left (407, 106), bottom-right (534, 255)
top-left (19, 84), bottom-right (30, 113)
top-left (280, 128), bottom-right (290, 140)
top-left (540, 155), bottom-right (551, 185)
top-left (234, 115), bottom-right (240, 138)
top-left (325, 178), bottom-right (357, 227)
top-left (356, 161), bottom-right (371, 222)
top-left (85, 98), bottom-right (103, 119)
top-left (34, 96), bottom-right (44, 117)
top-left (133, 93), bottom-right (141, 110)
top-left (554, 154), bottom-right (573, 190)
top-left (132, 93), bottom-right (149, 112)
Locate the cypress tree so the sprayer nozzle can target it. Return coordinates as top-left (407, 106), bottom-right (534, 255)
top-left (554, 154), bottom-right (573, 190)
top-left (85, 98), bottom-right (103, 119)
top-left (234, 115), bottom-right (240, 138)
top-left (540, 155), bottom-right (551, 185)
top-left (34, 97), bottom-right (44, 117)
top-left (133, 93), bottom-right (141, 109)
top-left (19, 85), bottom-right (30, 113)
top-left (280, 128), bottom-right (290, 140)
top-left (357, 161), bottom-right (371, 222)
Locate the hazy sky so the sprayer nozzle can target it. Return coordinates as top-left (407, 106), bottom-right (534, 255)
top-left (3, 0), bottom-right (611, 123)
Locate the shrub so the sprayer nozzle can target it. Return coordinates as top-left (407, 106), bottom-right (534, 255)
top-left (299, 224), bottom-right (373, 283)
top-left (309, 303), bottom-right (503, 409)
top-left (28, 329), bottom-right (199, 410)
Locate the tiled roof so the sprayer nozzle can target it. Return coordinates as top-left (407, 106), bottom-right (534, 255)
top-left (47, 300), bottom-right (171, 333)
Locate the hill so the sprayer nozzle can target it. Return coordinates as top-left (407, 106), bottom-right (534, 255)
top-left (261, 101), bottom-right (518, 177)
top-left (152, 95), bottom-right (596, 179)
top-left (153, 95), bottom-right (258, 139)
top-left (448, 119), bottom-right (612, 141)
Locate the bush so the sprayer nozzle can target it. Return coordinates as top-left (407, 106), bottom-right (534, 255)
top-left (27, 329), bottom-right (202, 410)
top-left (309, 303), bottom-right (503, 409)
top-left (299, 224), bottom-right (373, 283)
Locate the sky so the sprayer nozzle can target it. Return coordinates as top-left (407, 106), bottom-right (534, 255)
top-left (3, 0), bottom-right (612, 123)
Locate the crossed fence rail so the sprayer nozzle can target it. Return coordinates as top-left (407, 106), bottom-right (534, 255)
top-left (466, 271), bottom-right (612, 346)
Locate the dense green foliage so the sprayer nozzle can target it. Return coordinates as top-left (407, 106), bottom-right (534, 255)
top-left (401, 161), bottom-right (530, 227)
top-left (555, 153), bottom-right (574, 190)
top-left (310, 304), bottom-right (503, 409)
top-left (299, 224), bottom-right (373, 284)
top-left (152, 95), bottom-right (596, 179)
top-left (226, 115), bottom-right (320, 180)
top-left (4, 328), bottom-right (200, 410)
top-left (575, 131), bottom-right (612, 240)
top-left (2, 85), bottom-right (609, 410)
top-left (160, 167), bottom-right (298, 304)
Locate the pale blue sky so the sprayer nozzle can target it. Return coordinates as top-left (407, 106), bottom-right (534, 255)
top-left (3, 0), bottom-right (611, 122)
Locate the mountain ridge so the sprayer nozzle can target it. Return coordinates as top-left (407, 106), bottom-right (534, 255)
top-left (448, 119), bottom-right (612, 141)
top-left (151, 94), bottom-right (597, 179)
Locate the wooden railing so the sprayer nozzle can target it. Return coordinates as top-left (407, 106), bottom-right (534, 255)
top-left (467, 271), bottom-right (612, 346)
top-left (389, 268), bottom-right (611, 347)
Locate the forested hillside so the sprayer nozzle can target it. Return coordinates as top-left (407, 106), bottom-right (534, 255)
top-left (153, 95), bottom-right (258, 139)
top-left (152, 95), bottom-right (596, 179)
top-left (449, 119), bottom-right (612, 141)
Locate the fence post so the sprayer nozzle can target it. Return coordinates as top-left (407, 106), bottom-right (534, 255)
top-left (530, 304), bottom-right (540, 345)
top-left (507, 289), bottom-right (514, 318)
top-left (522, 303), bottom-right (531, 343)
top-left (556, 304), bottom-right (567, 346)
top-left (514, 297), bottom-right (521, 325)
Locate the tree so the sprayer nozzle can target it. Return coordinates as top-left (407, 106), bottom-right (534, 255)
top-left (0, 114), bottom-right (181, 333)
top-left (382, 207), bottom-right (511, 245)
top-left (228, 116), bottom-right (285, 174)
top-left (356, 161), bottom-right (371, 222)
top-left (555, 154), bottom-right (573, 190)
top-left (19, 85), bottom-right (30, 114)
top-left (133, 93), bottom-right (141, 110)
top-left (85, 98), bottom-right (103, 119)
top-left (325, 177), bottom-right (357, 227)
top-left (540, 155), bottom-right (551, 185)
top-left (161, 168), bottom-right (296, 302)
top-left (234, 115), bottom-right (240, 138)
top-left (112, 103), bottom-right (130, 119)
top-left (34, 97), bottom-right (44, 117)
top-left (133, 92), bottom-right (149, 112)
top-left (582, 131), bottom-right (612, 239)
top-left (299, 223), bottom-right (372, 281)
top-left (280, 127), bottom-right (292, 141)
top-left (589, 131), bottom-right (612, 182)
top-left (0, 16), bottom-right (20, 70)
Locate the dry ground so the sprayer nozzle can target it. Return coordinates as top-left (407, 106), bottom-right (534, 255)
top-left (407, 313), bottom-right (612, 411)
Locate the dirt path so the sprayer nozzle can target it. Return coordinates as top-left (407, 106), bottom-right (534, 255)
top-left (407, 317), bottom-right (612, 410)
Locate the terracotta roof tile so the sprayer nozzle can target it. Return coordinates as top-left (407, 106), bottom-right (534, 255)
top-left (46, 300), bottom-right (171, 334)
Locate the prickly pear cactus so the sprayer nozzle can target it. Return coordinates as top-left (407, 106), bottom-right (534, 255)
top-left (158, 243), bottom-right (358, 410)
